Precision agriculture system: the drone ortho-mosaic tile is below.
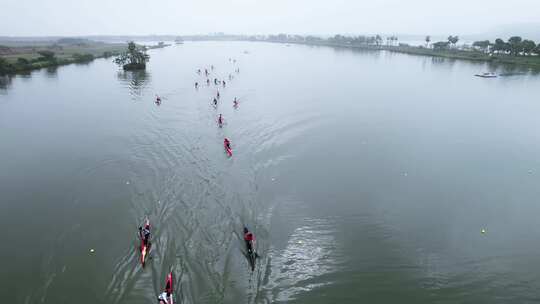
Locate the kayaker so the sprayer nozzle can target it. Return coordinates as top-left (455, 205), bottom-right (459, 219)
top-left (214, 78), bottom-right (218, 85)
top-left (206, 78), bottom-right (210, 85)
top-left (222, 80), bottom-right (226, 88)
top-left (139, 223), bottom-right (150, 247)
top-left (205, 69), bottom-right (208, 76)
top-left (213, 98), bottom-right (218, 106)
top-left (195, 82), bottom-right (199, 89)
top-left (158, 273), bottom-right (173, 303)
top-left (216, 90), bottom-right (220, 99)
top-left (218, 114), bottom-right (223, 125)
top-left (197, 69), bottom-right (201, 74)
top-left (224, 138), bottom-right (231, 150)
top-left (244, 227), bottom-right (254, 253)
top-left (233, 97), bottom-right (238, 107)
top-left (158, 292), bottom-right (170, 304)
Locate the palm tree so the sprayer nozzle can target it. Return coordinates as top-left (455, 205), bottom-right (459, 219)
top-left (447, 36), bottom-right (459, 48)
top-left (375, 35), bottom-right (383, 47)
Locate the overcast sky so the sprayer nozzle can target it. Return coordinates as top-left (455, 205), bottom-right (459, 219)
top-left (1, 0), bottom-right (539, 36)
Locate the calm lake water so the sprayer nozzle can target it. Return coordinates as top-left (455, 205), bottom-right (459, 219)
top-left (2, 41), bottom-right (540, 304)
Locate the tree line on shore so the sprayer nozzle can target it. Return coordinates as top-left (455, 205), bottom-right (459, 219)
top-left (3, 33), bottom-right (540, 75)
top-left (258, 34), bottom-right (540, 57)
top-left (471, 37), bottom-right (540, 56)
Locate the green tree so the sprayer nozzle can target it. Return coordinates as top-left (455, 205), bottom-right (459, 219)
top-left (114, 41), bottom-right (149, 70)
top-left (492, 38), bottom-right (506, 54)
top-left (37, 50), bottom-right (56, 61)
top-left (17, 57), bottom-right (30, 65)
top-left (0, 57), bottom-right (13, 74)
top-left (508, 36), bottom-right (523, 55)
top-left (447, 35), bottom-right (459, 48)
top-left (425, 35), bottom-right (431, 47)
top-left (522, 39), bottom-right (536, 55)
top-left (433, 41), bottom-right (450, 50)
top-left (472, 40), bottom-right (491, 53)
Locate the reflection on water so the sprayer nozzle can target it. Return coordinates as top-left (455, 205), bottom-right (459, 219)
top-left (262, 198), bottom-right (343, 303)
top-left (45, 66), bottom-right (59, 78)
top-left (334, 46), bottom-right (382, 59)
top-left (430, 56), bottom-right (457, 68)
top-left (0, 75), bottom-right (13, 94)
top-left (271, 218), bottom-right (342, 301)
top-left (117, 70), bottom-right (152, 100)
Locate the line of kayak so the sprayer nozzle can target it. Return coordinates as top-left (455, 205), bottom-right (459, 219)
top-left (136, 218), bottom-right (257, 303)
top-left (137, 218), bottom-right (174, 303)
top-left (197, 64), bottom-right (259, 270)
top-left (137, 61), bottom-right (257, 303)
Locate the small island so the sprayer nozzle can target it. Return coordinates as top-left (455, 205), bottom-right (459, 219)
top-left (114, 41), bottom-right (149, 70)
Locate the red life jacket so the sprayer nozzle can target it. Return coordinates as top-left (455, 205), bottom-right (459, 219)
top-left (244, 232), bottom-right (254, 241)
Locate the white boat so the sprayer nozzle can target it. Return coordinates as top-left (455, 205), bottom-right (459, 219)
top-left (474, 72), bottom-right (497, 78)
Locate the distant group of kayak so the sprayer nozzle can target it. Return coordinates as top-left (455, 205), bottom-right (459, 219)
top-left (194, 60), bottom-right (241, 158)
top-left (195, 59), bottom-right (258, 269)
top-left (140, 58), bottom-right (258, 303)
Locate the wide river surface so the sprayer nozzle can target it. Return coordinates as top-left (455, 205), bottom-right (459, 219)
top-left (2, 42), bottom-right (540, 304)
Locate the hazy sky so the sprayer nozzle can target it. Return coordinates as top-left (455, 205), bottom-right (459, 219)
top-left (1, 0), bottom-right (539, 36)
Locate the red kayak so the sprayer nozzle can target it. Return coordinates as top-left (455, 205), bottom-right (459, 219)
top-left (224, 139), bottom-right (232, 157)
top-left (164, 272), bottom-right (174, 304)
top-left (139, 218), bottom-right (150, 267)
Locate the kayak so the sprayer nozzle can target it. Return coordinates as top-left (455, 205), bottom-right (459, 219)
top-left (224, 142), bottom-right (232, 157)
top-left (165, 272), bottom-right (174, 304)
top-left (139, 218), bottom-right (150, 267)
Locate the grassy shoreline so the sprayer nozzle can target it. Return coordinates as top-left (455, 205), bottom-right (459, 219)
top-left (179, 34), bottom-right (540, 69)
top-left (0, 39), bottom-right (172, 76)
top-left (0, 41), bottom-right (127, 75)
top-left (3, 36), bottom-right (539, 75)
top-left (270, 40), bottom-right (540, 69)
